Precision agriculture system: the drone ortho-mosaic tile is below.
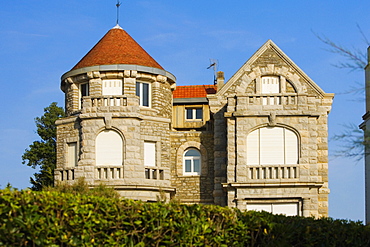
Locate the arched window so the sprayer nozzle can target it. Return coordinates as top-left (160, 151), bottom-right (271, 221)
top-left (184, 149), bottom-right (201, 175)
top-left (96, 130), bottom-right (123, 166)
top-left (247, 127), bottom-right (298, 165)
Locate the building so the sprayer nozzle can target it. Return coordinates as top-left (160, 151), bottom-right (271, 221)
top-left (361, 47), bottom-right (370, 224)
top-left (55, 25), bottom-right (333, 217)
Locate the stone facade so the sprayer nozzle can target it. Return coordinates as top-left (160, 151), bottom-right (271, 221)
top-left (55, 28), bottom-right (333, 218)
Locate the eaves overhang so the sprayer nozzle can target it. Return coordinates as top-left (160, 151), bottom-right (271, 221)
top-left (61, 64), bottom-right (176, 82)
top-left (173, 97), bottom-right (208, 104)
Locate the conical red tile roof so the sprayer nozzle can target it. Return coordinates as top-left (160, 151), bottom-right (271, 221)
top-left (72, 25), bottom-right (163, 70)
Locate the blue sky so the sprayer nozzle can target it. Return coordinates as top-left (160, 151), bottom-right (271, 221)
top-left (0, 1), bottom-right (368, 222)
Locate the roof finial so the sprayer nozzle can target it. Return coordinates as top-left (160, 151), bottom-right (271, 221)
top-left (116, 0), bottom-right (122, 25)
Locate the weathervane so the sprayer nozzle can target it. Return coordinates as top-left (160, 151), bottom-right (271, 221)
top-left (116, 0), bottom-right (122, 25)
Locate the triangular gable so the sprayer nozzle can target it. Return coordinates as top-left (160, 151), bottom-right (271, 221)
top-left (217, 40), bottom-right (327, 97)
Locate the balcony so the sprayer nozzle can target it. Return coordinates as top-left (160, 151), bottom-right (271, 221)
top-left (60, 168), bottom-right (75, 181)
top-left (96, 166), bottom-right (124, 180)
top-left (81, 96), bottom-right (128, 113)
top-left (248, 94), bottom-right (297, 106)
top-left (248, 165), bottom-right (298, 180)
top-left (145, 167), bottom-right (165, 180)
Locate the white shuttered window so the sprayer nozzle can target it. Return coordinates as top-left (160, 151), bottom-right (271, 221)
top-left (247, 203), bottom-right (299, 216)
top-left (96, 130), bottom-right (123, 166)
top-left (247, 127), bottom-right (298, 165)
top-left (66, 142), bottom-right (78, 167)
top-left (102, 79), bottom-right (123, 95)
top-left (261, 76), bottom-right (279, 94)
top-left (144, 142), bottom-right (156, 166)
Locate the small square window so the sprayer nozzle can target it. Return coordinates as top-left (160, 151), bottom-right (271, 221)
top-left (186, 108), bottom-right (202, 120)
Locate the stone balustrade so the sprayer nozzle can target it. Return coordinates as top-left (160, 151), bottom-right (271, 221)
top-left (145, 167), bottom-right (165, 180)
top-left (248, 165), bottom-right (298, 180)
top-left (60, 168), bottom-right (75, 181)
top-left (82, 96), bottom-right (128, 109)
top-left (248, 94), bottom-right (297, 106)
top-left (96, 166), bottom-right (124, 180)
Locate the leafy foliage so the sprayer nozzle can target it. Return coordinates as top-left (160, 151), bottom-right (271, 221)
top-left (22, 102), bottom-right (65, 191)
top-left (0, 189), bottom-right (369, 246)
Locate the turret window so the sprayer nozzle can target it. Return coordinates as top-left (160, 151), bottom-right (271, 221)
top-left (144, 142), bottom-right (156, 167)
top-left (136, 82), bottom-right (151, 107)
top-left (102, 79), bottom-right (122, 95)
top-left (96, 130), bottom-right (123, 166)
top-left (79, 83), bottom-right (89, 109)
top-left (66, 142), bottom-right (78, 167)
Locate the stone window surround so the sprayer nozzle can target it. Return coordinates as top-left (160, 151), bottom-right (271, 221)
top-left (176, 141), bottom-right (208, 177)
top-left (233, 65), bottom-right (306, 97)
top-left (94, 127), bottom-right (126, 166)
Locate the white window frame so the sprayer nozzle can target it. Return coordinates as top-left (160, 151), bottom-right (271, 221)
top-left (144, 142), bottom-right (156, 166)
top-left (185, 108), bottom-right (203, 121)
top-left (183, 148), bottom-right (201, 175)
top-left (136, 81), bottom-right (151, 107)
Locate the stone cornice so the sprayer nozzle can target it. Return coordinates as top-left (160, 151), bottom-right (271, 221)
top-left (61, 64), bottom-right (176, 83)
top-left (222, 182), bottom-right (324, 188)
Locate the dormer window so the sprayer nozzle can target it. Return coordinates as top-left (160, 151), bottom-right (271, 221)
top-left (186, 108), bottom-right (202, 121)
top-left (136, 81), bottom-right (151, 107)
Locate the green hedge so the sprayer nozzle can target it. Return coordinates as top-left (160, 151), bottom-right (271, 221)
top-left (0, 189), bottom-right (369, 246)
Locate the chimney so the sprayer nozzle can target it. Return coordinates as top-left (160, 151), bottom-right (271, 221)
top-left (216, 71), bottom-right (225, 91)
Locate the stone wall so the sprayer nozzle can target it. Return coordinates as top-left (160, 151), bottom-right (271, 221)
top-left (170, 131), bottom-right (214, 204)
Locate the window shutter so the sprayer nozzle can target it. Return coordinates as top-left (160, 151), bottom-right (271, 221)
top-left (102, 79), bottom-right (122, 95)
top-left (260, 127), bottom-right (284, 165)
top-left (247, 204), bottom-right (272, 213)
top-left (247, 129), bottom-right (260, 165)
top-left (285, 129), bottom-right (298, 164)
top-left (67, 142), bottom-right (77, 167)
top-left (144, 142), bottom-right (156, 166)
top-left (272, 203), bottom-right (298, 216)
top-left (96, 130), bottom-right (123, 166)
top-left (261, 76), bottom-right (279, 94)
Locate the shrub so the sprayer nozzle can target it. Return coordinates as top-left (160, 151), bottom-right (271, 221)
top-left (0, 189), bottom-right (369, 246)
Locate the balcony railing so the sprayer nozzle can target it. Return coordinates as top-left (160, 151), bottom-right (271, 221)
top-left (145, 167), bottom-right (164, 180)
top-left (60, 168), bottom-right (75, 181)
top-left (248, 165), bottom-right (298, 180)
top-left (82, 96), bottom-right (128, 109)
top-left (96, 166), bottom-right (124, 180)
top-left (247, 94), bottom-right (297, 106)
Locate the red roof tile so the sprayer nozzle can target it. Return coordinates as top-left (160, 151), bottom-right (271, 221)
top-left (173, 85), bottom-right (217, 98)
top-left (72, 26), bottom-right (163, 70)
